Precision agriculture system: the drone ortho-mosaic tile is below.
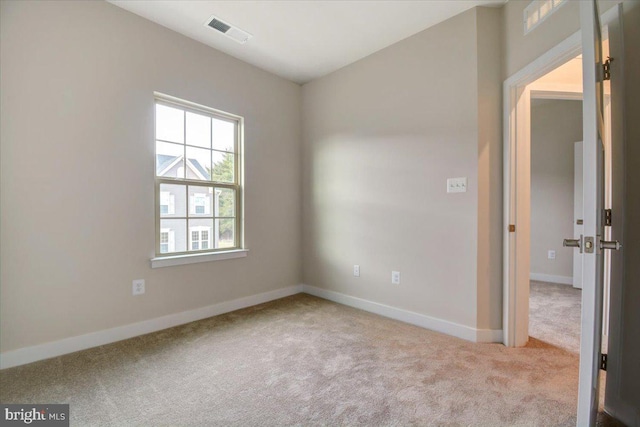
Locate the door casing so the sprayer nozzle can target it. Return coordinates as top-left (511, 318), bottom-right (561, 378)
top-left (502, 7), bottom-right (618, 349)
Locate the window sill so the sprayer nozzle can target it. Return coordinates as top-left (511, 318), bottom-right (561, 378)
top-left (150, 249), bottom-right (248, 268)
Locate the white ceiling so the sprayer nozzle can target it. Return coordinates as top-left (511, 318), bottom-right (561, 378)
top-left (109, 0), bottom-right (505, 84)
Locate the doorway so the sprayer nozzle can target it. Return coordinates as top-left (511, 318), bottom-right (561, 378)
top-left (502, 4), bottom-right (623, 423)
top-left (526, 54), bottom-right (584, 354)
top-left (529, 98), bottom-right (584, 353)
top-left (503, 46), bottom-right (613, 350)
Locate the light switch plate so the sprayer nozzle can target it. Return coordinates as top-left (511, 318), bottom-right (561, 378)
top-left (447, 177), bottom-right (467, 193)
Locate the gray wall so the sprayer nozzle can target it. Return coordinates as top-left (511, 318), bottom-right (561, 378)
top-left (0, 0), bottom-right (302, 352)
top-left (476, 7), bottom-right (504, 330)
top-left (619, 0), bottom-right (640, 417)
top-left (530, 100), bottom-right (583, 279)
top-left (302, 7), bottom-right (503, 332)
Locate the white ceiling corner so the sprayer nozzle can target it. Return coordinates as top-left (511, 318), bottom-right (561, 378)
top-left (108, 0), bottom-right (506, 84)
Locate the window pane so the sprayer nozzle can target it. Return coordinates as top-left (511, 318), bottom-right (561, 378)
top-left (188, 186), bottom-right (213, 217)
top-left (215, 188), bottom-right (235, 217)
top-left (216, 219), bottom-right (235, 249)
top-left (189, 218), bottom-right (213, 252)
top-left (156, 104), bottom-right (184, 143)
top-left (160, 219), bottom-right (186, 253)
top-left (156, 141), bottom-right (184, 178)
top-left (186, 111), bottom-right (211, 149)
top-left (539, 0), bottom-right (552, 18)
top-left (185, 146), bottom-right (212, 181)
top-left (211, 151), bottom-right (235, 183)
top-left (159, 184), bottom-right (186, 217)
top-left (212, 118), bottom-right (235, 152)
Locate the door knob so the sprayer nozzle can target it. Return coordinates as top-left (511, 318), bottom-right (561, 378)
top-left (600, 240), bottom-right (622, 250)
top-left (563, 235), bottom-right (583, 253)
top-left (563, 239), bottom-right (581, 247)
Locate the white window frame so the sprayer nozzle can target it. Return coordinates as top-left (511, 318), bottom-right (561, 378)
top-left (524, 0), bottom-right (567, 35)
top-left (151, 93), bottom-right (246, 268)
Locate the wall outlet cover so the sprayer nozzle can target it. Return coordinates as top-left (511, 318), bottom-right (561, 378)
top-left (391, 271), bottom-right (401, 285)
top-left (132, 279), bottom-right (145, 296)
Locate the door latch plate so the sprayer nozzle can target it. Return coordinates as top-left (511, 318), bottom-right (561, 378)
top-left (584, 236), bottom-right (595, 254)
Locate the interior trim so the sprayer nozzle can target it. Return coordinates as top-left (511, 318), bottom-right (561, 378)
top-left (302, 285), bottom-right (503, 343)
top-left (0, 284), bottom-right (302, 370)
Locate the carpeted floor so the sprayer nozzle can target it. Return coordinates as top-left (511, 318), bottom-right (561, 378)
top-left (529, 280), bottom-right (582, 354)
top-left (0, 291), bottom-right (619, 426)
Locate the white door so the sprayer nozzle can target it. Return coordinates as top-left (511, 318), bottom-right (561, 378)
top-left (573, 141), bottom-right (583, 289)
top-left (577, 1), bottom-right (605, 425)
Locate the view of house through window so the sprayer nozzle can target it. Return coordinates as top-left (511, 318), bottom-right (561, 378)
top-left (154, 96), bottom-right (241, 256)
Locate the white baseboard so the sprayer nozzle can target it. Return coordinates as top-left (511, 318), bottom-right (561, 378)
top-left (1, 283), bottom-right (504, 370)
top-left (301, 285), bottom-right (503, 343)
top-left (530, 273), bottom-right (573, 285)
top-left (0, 285), bottom-right (303, 370)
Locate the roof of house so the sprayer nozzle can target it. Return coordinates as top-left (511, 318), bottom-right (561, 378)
top-left (157, 154), bottom-right (210, 180)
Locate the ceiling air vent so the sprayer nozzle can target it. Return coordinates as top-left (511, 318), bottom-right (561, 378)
top-left (205, 16), bottom-right (252, 44)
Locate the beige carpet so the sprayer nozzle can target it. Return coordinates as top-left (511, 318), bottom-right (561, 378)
top-left (0, 292), bottom-right (618, 426)
top-left (529, 281), bottom-right (582, 354)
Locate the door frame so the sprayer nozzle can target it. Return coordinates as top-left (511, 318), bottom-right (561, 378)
top-left (502, 7), bottom-right (618, 348)
top-left (502, 31), bottom-right (582, 347)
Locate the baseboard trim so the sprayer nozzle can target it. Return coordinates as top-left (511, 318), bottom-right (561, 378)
top-left (476, 328), bottom-right (504, 343)
top-left (301, 285), bottom-right (502, 344)
top-left (0, 285), bottom-right (303, 370)
top-left (530, 273), bottom-right (573, 285)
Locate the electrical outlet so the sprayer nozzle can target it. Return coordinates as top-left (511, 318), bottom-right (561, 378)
top-left (391, 271), bottom-right (401, 285)
top-left (353, 265), bottom-right (360, 277)
top-left (548, 250), bottom-right (556, 260)
top-left (132, 279), bottom-right (145, 296)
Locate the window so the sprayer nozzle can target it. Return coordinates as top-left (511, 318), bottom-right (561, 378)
top-left (524, 0), bottom-right (566, 34)
top-left (190, 227), bottom-right (210, 251)
top-left (154, 94), bottom-right (242, 257)
top-left (159, 229), bottom-right (174, 254)
top-left (160, 191), bottom-right (175, 215)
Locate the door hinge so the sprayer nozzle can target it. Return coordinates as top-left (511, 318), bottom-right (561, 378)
top-left (604, 209), bottom-right (612, 226)
top-left (509, 224), bottom-right (516, 233)
top-left (600, 353), bottom-right (608, 371)
top-left (603, 57), bottom-right (614, 81)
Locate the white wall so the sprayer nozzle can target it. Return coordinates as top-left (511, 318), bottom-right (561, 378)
top-left (530, 99), bottom-right (582, 280)
top-left (0, 0), bottom-right (302, 353)
top-left (302, 7), bottom-right (502, 333)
